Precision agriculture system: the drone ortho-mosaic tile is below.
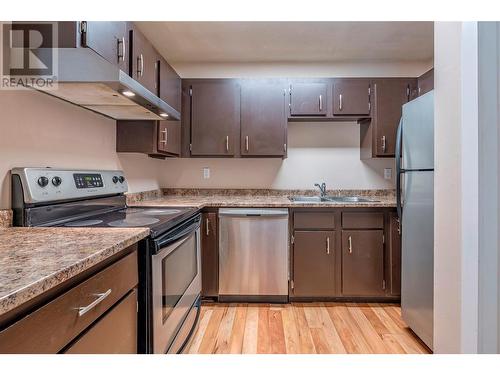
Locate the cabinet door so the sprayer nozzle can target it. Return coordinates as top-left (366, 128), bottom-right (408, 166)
top-left (201, 212), bottom-right (218, 298)
top-left (388, 212), bottom-right (401, 296)
top-left (333, 79), bottom-right (371, 116)
top-left (342, 230), bottom-right (385, 296)
top-left (372, 79), bottom-right (412, 156)
top-left (290, 82), bottom-right (328, 116)
top-left (241, 80), bottom-right (287, 156)
top-left (131, 25), bottom-right (159, 94)
top-left (418, 68), bottom-right (434, 96)
top-left (64, 290), bottom-right (137, 354)
top-left (157, 121), bottom-right (180, 156)
top-left (158, 57), bottom-right (181, 112)
top-left (292, 231), bottom-right (336, 297)
top-left (82, 21), bottom-right (128, 73)
top-left (190, 81), bottom-right (240, 156)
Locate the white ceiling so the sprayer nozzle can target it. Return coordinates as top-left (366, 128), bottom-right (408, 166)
top-left (136, 22), bottom-right (434, 64)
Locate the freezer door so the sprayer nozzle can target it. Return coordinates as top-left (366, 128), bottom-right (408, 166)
top-left (401, 170), bottom-right (434, 349)
top-left (402, 91), bottom-right (434, 170)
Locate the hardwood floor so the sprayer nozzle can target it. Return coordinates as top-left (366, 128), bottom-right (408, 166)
top-left (185, 302), bottom-right (431, 354)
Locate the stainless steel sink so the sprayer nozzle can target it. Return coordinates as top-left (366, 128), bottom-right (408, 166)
top-left (289, 195), bottom-right (379, 203)
top-left (288, 196), bottom-right (329, 202)
top-left (326, 196), bottom-right (379, 203)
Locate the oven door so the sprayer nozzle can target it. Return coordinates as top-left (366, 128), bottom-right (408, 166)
top-left (151, 215), bottom-right (201, 354)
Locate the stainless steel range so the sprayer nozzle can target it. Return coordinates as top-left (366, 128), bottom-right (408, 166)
top-left (11, 167), bottom-right (201, 354)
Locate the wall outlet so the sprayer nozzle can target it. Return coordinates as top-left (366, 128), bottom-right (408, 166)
top-left (203, 167), bottom-right (210, 179)
top-left (384, 168), bottom-right (392, 180)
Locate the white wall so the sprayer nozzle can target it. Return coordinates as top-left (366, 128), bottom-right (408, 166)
top-left (434, 21), bottom-right (465, 354)
top-left (174, 61), bottom-right (434, 78)
top-left (160, 122), bottom-right (395, 190)
top-left (0, 89), bottom-right (164, 209)
top-left (434, 21), bottom-right (500, 354)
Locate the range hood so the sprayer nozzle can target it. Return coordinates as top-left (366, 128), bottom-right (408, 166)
top-left (36, 48), bottom-right (180, 121)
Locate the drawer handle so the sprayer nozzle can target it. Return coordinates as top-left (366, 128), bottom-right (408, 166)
top-left (348, 236), bottom-right (353, 254)
top-left (77, 289), bottom-right (112, 317)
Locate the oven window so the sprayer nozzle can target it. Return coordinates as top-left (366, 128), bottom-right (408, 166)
top-left (161, 233), bottom-right (198, 322)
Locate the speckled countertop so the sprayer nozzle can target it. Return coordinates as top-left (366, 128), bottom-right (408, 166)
top-left (0, 227), bottom-right (149, 317)
top-left (130, 189), bottom-right (396, 209)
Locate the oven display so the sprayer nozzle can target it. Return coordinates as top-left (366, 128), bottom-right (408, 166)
top-left (73, 173), bottom-right (104, 189)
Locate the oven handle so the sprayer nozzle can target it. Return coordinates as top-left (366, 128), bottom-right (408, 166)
top-left (155, 215), bottom-right (201, 250)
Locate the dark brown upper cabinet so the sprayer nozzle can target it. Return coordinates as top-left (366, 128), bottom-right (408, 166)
top-left (333, 79), bottom-right (371, 116)
top-left (289, 81), bottom-right (328, 116)
top-left (370, 78), bottom-right (416, 157)
top-left (341, 229), bottom-right (385, 296)
top-left (292, 230), bottom-right (337, 297)
top-left (116, 120), bottom-right (180, 158)
top-left (129, 24), bottom-right (159, 95)
top-left (189, 80), bottom-right (240, 157)
top-left (80, 22), bottom-right (129, 73)
top-left (240, 80), bottom-right (287, 157)
top-left (201, 212), bottom-right (219, 298)
top-left (158, 56), bottom-right (181, 113)
top-left (418, 68), bottom-right (434, 96)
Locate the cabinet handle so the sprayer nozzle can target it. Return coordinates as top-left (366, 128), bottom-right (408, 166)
top-left (245, 135), bottom-right (249, 152)
top-left (117, 37), bottom-right (125, 62)
top-left (348, 236), bottom-right (353, 254)
top-left (225, 136), bottom-right (229, 152)
top-left (339, 94), bottom-right (343, 111)
top-left (160, 129), bottom-right (167, 144)
top-left (77, 289), bottom-right (112, 317)
top-left (319, 94), bottom-right (323, 111)
top-left (137, 54), bottom-right (144, 77)
top-left (381, 135), bottom-right (386, 152)
top-left (205, 218), bottom-right (210, 236)
top-left (326, 236), bottom-right (330, 255)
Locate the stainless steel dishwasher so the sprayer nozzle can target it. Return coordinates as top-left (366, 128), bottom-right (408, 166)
top-left (218, 208), bottom-right (289, 302)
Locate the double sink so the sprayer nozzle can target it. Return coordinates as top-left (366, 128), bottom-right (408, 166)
top-left (289, 195), bottom-right (379, 203)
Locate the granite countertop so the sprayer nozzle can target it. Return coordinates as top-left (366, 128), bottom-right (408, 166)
top-left (130, 189), bottom-right (396, 209)
top-left (0, 227), bottom-right (149, 317)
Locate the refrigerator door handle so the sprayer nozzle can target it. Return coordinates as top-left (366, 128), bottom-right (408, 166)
top-left (396, 117), bottom-right (404, 221)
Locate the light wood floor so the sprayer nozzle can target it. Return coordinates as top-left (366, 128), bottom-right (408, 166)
top-left (185, 302), bottom-right (431, 354)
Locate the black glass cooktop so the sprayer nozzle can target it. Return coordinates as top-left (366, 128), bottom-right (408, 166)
top-left (62, 206), bottom-right (199, 238)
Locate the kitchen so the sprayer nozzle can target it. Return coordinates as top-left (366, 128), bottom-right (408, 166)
top-left (0, 2), bottom-right (499, 372)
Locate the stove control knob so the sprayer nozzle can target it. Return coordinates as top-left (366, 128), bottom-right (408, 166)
top-left (112, 176), bottom-right (119, 184)
top-left (37, 176), bottom-right (49, 187)
top-left (118, 176), bottom-right (125, 183)
top-left (52, 176), bottom-right (62, 187)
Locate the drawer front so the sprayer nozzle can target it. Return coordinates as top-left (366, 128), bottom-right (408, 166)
top-left (0, 250), bottom-right (138, 353)
top-left (64, 290), bottom-right (137, 354)
top-left (342, 212), bottom-right (384, 229)
top-left (294, 212), bottom-right (335, 230)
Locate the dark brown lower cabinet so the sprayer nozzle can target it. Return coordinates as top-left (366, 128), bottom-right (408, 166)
top-left (201, 212), bottom-right (218, 298)
top-left (388, 212), bottom-right (402, 296)
top-left (341, 230), bottom-right (385, 296)
top-left (292, 231), bottom-right (336, 297)
top-left (64, 290), bottom-right (137, 354)
top-left (0, 247), bottom-right (138, 354)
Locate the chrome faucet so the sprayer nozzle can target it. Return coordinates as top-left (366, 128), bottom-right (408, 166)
top-left (314, 182), bottom-right (327, 197)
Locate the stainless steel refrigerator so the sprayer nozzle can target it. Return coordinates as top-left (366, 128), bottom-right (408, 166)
top-left (396, 90), bottom-right (434, 350)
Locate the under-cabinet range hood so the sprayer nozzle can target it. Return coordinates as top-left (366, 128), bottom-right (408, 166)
top-left (36, 48), bottom-right (180, 121)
